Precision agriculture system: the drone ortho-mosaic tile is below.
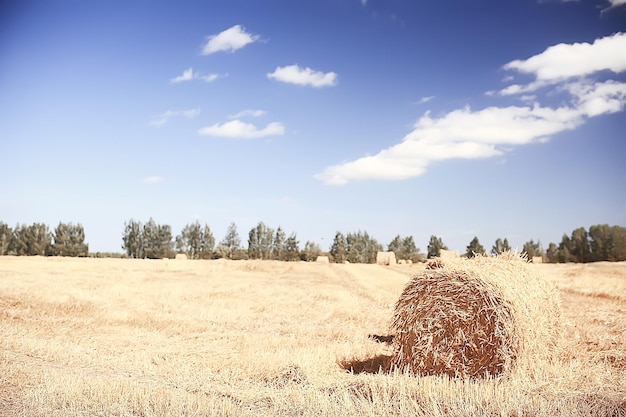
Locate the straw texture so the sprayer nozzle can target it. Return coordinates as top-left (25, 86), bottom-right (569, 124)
top-left (390, 253), bottom-right (561, 378)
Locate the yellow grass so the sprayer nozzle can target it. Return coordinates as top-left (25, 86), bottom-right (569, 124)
top-left (0, 256), bottom-right (624, 416)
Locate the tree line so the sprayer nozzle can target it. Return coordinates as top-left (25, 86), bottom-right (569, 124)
top-left (1, 220), bottom-right (624, 263)
top-left (0, 222), bottom-right (88, 257)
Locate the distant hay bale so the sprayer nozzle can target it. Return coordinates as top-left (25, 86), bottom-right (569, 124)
top-left (390, 252), bottom-right (561, 379)
top-left (175, 253), bottom-right (188, 260)
top-left (398, 259), bottom-right (406, 265)
top-left (532, 256), bottom-right (543, 264)
top-left (316, 256), bottom-right (329, 264)
top-left (439, 249), bottom-right (459, 259)
top-left (406, 259), bottom-right (412, 265)
top-left (376, 251), bottom-right (397, 266)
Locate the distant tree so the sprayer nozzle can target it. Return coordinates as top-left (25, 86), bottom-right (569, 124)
top-left (329, 232), bottom-right (347, 263)
top-left (248, 222), bottom-right (274, 260)
top-left (175, 221), bottom-right (215, 259)
top-left (142, 218), bottom-right (174, 259)
top-left (610, 225), bottom-right (626, 261)
top-left (219, 222), bottom-right (241, 260)
top-left (465, 236), bottom-right (486, 258)
top-left (344, 231), bottom-right (382, 263)
top-left (122, 219), bottom-right (143, 258)
top-left (589, 224), bottom-right (611, 262)
top-left (284, 233), bottom-right (300, 261)
top-left (522, 239), bottom-right (544, 261)
top-left (272, 226), bottom-right (287, 260)
top-left (12, 223), bottom-right (51, 256)
top-left (0, 222), bottom-right (12, 255)
top-left (546, 242), bottom-right (560, 263)
top-left (558, 234), bottom-right (573, 263)
top-left (491, 238), bottom-right (511, 256)
top-left (51, 222), bottom-right (89, 257)
top-left (427, 235), bottom-right (448, 259)
top-left (388, 235), bottom-right (423, 262)
top-left (570, 227), bottom-right (591, 263)
top-left (301, 241), bottom-right (322, 262)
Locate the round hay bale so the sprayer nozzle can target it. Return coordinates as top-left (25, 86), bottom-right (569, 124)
top-left (390, 252), bottom-right (561, 379)
top-left (175, 253), bottom-right (188, 260)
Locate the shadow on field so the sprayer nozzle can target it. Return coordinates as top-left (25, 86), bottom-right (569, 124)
top-left (339, 334), bottom-right (395, 374)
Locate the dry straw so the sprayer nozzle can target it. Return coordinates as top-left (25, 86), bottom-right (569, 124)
top-left (390, 252), bottom-right (561, 379)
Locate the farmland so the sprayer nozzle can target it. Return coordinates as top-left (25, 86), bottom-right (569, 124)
top-left (1, 256), bottom-right (624, 416)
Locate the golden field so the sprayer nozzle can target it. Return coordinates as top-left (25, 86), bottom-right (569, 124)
top-left (0, 256), bottom-right (624, 416)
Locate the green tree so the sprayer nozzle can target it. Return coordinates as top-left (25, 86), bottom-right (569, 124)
top-left (465, 236), bottom-right (486, 258)
top-left (12, 223), bottom-right (51, 256)
top-left (301, 241), bottom-right (322, 262)
top-left (141, 218), bottom-right (173, 259)
top-left (248, 222), bottom-right (274, 260)
top-left (427, 235), bottom-right (448, 259)
top-left (122, 219), bottom-right (143, 258)
top-left (589, 224), bottom-right (611, 262)
top-left (329, 232), bottom-right (347, 263)
top-left (51, 222), bottom-right (88, 257)
top-left (284, 233), bottom-right (300, 261)
top-left (558, 234), bottom-right (573, 263)
top-left (344, 231), bottom-right (382, 263)
top-left (570, 227), bottom-right (591, 263)
top-left (610, 225), bottom-right (626, 261)
top-left (546, 242), bottom-right (560, 263)
top-left (0, 222), bottom-right (12, 255)
top-left (176, 221), bottom-right (215, 259)
top-left (388, 235), bottom-right (423, 262)
top-left (522, 239), bottom-right (544, 261)
top-left (219, 222), bottom-right (241, 260)
top-left (272, 226), bottom-right (286, 260)
top-left (491, 238), bottom-right (511, 256)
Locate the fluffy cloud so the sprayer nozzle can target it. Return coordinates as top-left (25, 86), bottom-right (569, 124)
top-left (499, 32), bottom-right (626, 95)
top-left (150, 108), bottom-right (200, 127)
top-left (202, 25), bottom-right (260, 55)
top-left (170, 67), bottom-right (220, 84)
top-left (267, 64), bottom-right (338, 87)
top-left (316, 34), bottom-right (626, 185)
top-left (198, 120), bottom-right (285, 139)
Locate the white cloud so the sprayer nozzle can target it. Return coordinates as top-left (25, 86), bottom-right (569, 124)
top-left (143, 176), bottom-right (164, 184)
top-left (603, 0), bottom-right (626, 11)
top-left (198, 120), bottom-right (285, 139)
top-left (228, 109), bottom-right (267, 119)
top-left (170, 67), bottom-right (220, 84)
top-left (267, 64), bottom-right (338, 88)
top-left (415, 96), bottom-right (435, 105)
top-left (170, 68), bottom-right (195, 84)
top-left (202, 25), bottom-right (260, 55)
top-left (150, 108), bottom-right (200, 127)
top-left (316, 33), bottom-right (626, 185)
top-left (501, 32), bottom-right (626, 91)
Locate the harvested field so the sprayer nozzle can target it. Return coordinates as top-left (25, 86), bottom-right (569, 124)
top-left (0, 256), bottom-right (624, 416)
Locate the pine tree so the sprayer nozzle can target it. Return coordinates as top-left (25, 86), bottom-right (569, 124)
top-left (465, 236), bottom-right (486, 258)
top-left (272, 226), bottom-right (286, 260)
top-left (330, 232), bottom-right (346, 263)
top-left (427, 235), bottom-right (448, 259)
top-left (284, 233), bottom-right (300, 261)
top-left (220, 222), bottom-right (241, 260)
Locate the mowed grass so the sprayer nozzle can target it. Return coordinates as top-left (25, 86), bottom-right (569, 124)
top-left (0, 256), bottom-right (624, 417)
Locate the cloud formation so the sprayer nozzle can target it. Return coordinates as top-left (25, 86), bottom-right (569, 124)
top-left (202, 25), bottom-right (260, 55)
top-left (267, 64), bottom-right (338, 87)
top-left (170, 67), bottom-right (220, 84)
top-left (198, 120), bottom-right (285, 139)
top-left (150, 108), bottom-right (200, 127)
top-left (316, 33), bottom-right (626, 185)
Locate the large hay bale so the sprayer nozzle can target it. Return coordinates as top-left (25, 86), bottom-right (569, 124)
top-left (175, 253), bottom-right (188, 260)
top-left (376, 251), bottom-right (396, 266)
top-left (390, 253), bottom-right (561, 379)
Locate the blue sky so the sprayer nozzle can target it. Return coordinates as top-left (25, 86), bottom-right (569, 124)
top-left (1, 0), bottom-right (625, 254)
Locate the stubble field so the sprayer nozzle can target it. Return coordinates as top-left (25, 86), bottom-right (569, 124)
top-left (0, 256), bottom-right (624, 416)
